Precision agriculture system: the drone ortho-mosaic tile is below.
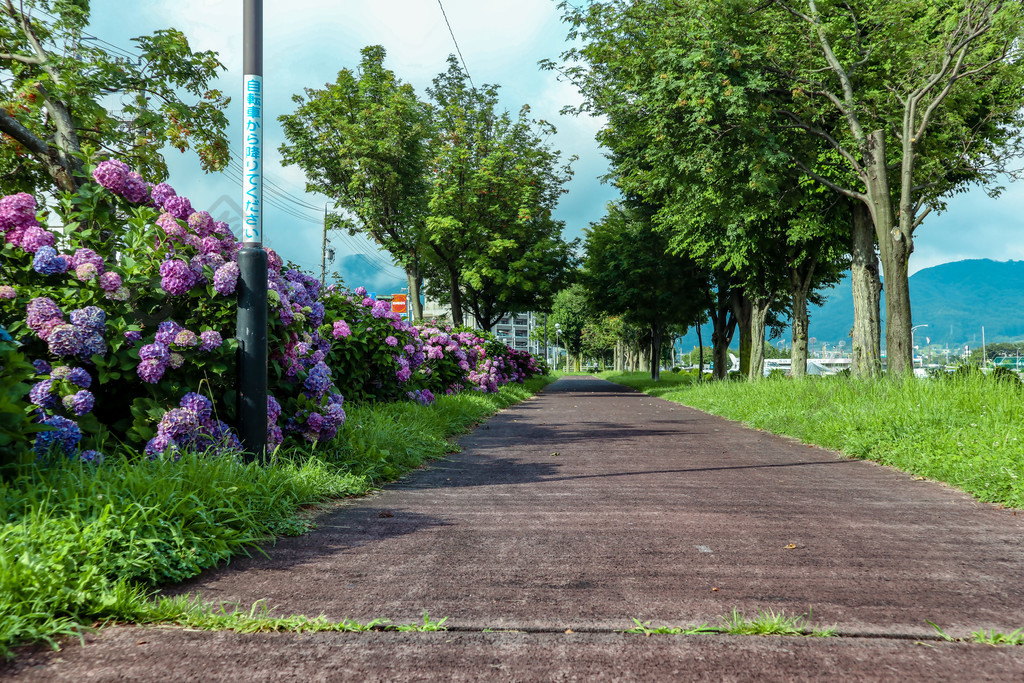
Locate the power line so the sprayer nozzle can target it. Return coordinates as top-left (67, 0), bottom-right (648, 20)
top-left (436, 0), bottom-right (475, 89)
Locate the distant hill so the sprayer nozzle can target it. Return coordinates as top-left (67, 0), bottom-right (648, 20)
top-left (674, 259), bottom-right (1024, 353)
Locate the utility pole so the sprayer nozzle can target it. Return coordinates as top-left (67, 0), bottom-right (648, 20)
top-left (237, 0), bottom-right (268, 463)
top-left (320, 204), bottom-right (328, 285)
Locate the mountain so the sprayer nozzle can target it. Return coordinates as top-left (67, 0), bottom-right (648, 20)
top-left (674, 259), bottom-right (1024, 353)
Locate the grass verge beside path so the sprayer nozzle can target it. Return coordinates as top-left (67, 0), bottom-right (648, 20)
top-left (601, 371), bottom-right (1024, 509)
top-left (0, 376), bottom-right (554, 659)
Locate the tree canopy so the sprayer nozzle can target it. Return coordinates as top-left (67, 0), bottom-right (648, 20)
top-left (0, 1), bottom-right (229, 194)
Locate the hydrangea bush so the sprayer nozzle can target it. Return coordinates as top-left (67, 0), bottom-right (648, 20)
top-left (0, 161), bottom-right (545, 467)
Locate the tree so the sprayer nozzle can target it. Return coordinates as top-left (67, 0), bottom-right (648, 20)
top-left (584, 203), bottom-right (707, 381)
top-left (548, 283), bottom-right (590, 370)
top-left (551, 0), bottom-right (848, 380)
top-left (279, 45), bottom-right (431, 320)
top-left (764, 0), bottom-right (1024, 374)
top-left (0, 1), bottom-right (229, 194)
top-left (555, 0), bottom-right (1024, 376)
top-left (423, 56), bottom-right (576, 327)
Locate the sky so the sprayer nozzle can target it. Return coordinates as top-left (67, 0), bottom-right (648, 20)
top-left (86, 0), bottom-right (1024, 296)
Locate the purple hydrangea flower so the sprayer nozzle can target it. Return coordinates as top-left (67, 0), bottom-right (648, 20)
top-left (139, 342), bottom-right (170, 362)
top-left (70, 248), bottom-right (104, 272)
top-left (68, 367), bottom-right (91, 388)
top-left (137, 358), bottom-right (166, 384)
top-left (150, 182), bottom-right (176, 207)
top-left (168, 352), bottom-right (184, 369)
top-left (29, 379), bottom-right (58, 408)
top-left (173, 330), bottom-right (198, 348)
top-left (188, 211), bottom-right (214, 237)
top-left (162, 195), bottom-right (193, 221)
top-left (160, 259), bottom-right (196, 295)
top-left (156, 212), bottom-right (184, 239)
top-left (79, 449), bottom-right (103, 463)
top-left (157, 407), bottom-right (200, 439)
top-left (384, 335), bottom-right (398, 347)
top-left (19, 225), bottom-right (54, 253)
top-left (332, 320), bottom-right (351, 339)
top-left (80, 332), bottom-right (106, 357)
top-left (303, 361), bottom-right (332, 398)
top-left (144, 433), bottom-right (175, 458)
top-left (98, 271), bottom-right (122, 292)
top-left (75, 262), bottom-right (99, 281)
top-left (0, 285), bottom-right (14, 299)
top-left (92, 159), bottom-right (129, 193)
top-left (34, 414), bottom-right (82, 456)
top-left (396, 367), bottom-right (412, 382)
top-left (62, 390), bottom-right (95, 416)
top-left (179, 392), bottom-right (213, 422)
top-left (213, 261), bottom-right (239, 296)
top-left (31, 359), bottom-right (50, 374)
top-left (354, 286), bottom-right (367, 296)
top-left (123, 330), bottom-right (142, 347)
top-left (371, 300), bottom-right (390, 319)
top-left (0, 192), bottom-right (36, 232)
top-left (70, 306), bottom-right (105, 332)
top-left (199, 330), bottom-right (222, 352)
top-left (122, 171), bottom-right (150, 204)
top-left (106, 286), bottom-right (130, 302)
top-left (154, 321), bottom-right (182, 346)
top-left (267, 395), bottom-right (282, 424)
top-left (47, 324), bottom-right (84, 356)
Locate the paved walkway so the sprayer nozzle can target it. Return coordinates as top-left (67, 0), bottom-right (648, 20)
top-left (6, 376), bottom-right (1024, 681)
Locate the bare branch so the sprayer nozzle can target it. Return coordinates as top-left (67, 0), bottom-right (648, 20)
top-left (775, 109), bottom-right (865, 175)
top-left (0, 51), bottom-right (46, 65)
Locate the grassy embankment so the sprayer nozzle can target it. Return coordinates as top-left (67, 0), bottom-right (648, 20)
top-left (0, 376), bottom-right (553, 658)
top-left (601, 371), bottom-right (1024, 509)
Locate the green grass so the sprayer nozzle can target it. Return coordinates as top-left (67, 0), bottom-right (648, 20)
top-left (602, 371), bottom-right (1024, 509)
top-left (623, 609), bottom-right (835, 637)
top-left (0, 376), bottom-right (552, 659)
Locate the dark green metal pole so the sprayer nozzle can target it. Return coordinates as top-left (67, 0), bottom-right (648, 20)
top-left (237, 0), bottom-right (268, 462)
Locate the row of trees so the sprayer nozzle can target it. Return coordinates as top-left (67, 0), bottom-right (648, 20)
top-left (278, 47), bottom-right (577, 329)
top-left (546, 0), bottom-right (1024, 379)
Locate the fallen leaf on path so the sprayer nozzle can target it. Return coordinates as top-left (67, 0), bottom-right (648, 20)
top-left (378, 510), bottom-right (394, 518)
top-left (550, 452), bottom-right (560, 457)
top-left (711, 587), bottom-right (719, 592)
top-left (784, 544), bottom-right (797, 549)
top-left (565, 628), bottom-right (574, 634)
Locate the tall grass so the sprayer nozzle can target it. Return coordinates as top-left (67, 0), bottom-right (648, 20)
top-left (603, 371), bottom-right (1024, 508)
top-left (0, 376), bottom-right (553, 658)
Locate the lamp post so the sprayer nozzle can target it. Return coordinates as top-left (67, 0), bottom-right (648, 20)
top-left (554, 323), bottom-right (561, 372)
top-left (911, 324), bottom-right (928, 367)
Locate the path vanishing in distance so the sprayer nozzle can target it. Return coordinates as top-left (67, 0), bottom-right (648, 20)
top-left (6, 375), bottom-right (1024, 681)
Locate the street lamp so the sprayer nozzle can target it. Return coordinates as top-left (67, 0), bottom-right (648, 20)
top-left (554, 323), bottom-right (560, 371)
top-left (911, 324), bottom-right (928, 367)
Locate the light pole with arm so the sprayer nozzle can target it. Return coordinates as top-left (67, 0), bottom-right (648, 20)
top-left (911, 324), bottom-right (928, 367)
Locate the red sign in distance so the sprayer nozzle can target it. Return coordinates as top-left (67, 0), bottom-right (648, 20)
top-left (391, 294), bottom-right (407, 314)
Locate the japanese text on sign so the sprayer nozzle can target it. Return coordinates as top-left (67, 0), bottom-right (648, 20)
top-left (242, 74), bottom-right (263, 243)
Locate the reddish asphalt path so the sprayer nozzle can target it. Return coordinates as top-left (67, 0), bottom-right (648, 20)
top-left (5, 375), bottom-right (1024, 681)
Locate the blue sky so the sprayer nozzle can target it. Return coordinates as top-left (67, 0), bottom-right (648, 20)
top-left (88, 0), bottom-right (1024, 296)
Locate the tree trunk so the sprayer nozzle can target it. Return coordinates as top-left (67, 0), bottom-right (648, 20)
top-left (614, 339), bottom-right (624, 372)
top-left (748, 297), bottom-right (771, 381)
top-left (850, 202), bottom-right (882, 378)
top-left (406, 264), bottom-right (424, 322)
top-left (789, 266), bottom-right (812, 379)
top-left (447, 265), bottom-right (464, 327)
top-left (864, 130), bottom-right (912, 375)
top-left (731, 289), bottom-right (752, 377)
top-left (697, 324), bottom-right (705, 379)
top-left (709, 281), bottom-right (736, 381)
top-left (650, 323), bottom-right (662, 382)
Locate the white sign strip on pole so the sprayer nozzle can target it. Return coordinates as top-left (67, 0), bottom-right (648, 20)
top-left (242, 74), bottom-right (263, 244)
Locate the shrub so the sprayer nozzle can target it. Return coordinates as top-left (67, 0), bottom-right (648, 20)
top-left (0, 162), bottom-right (545, 463)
